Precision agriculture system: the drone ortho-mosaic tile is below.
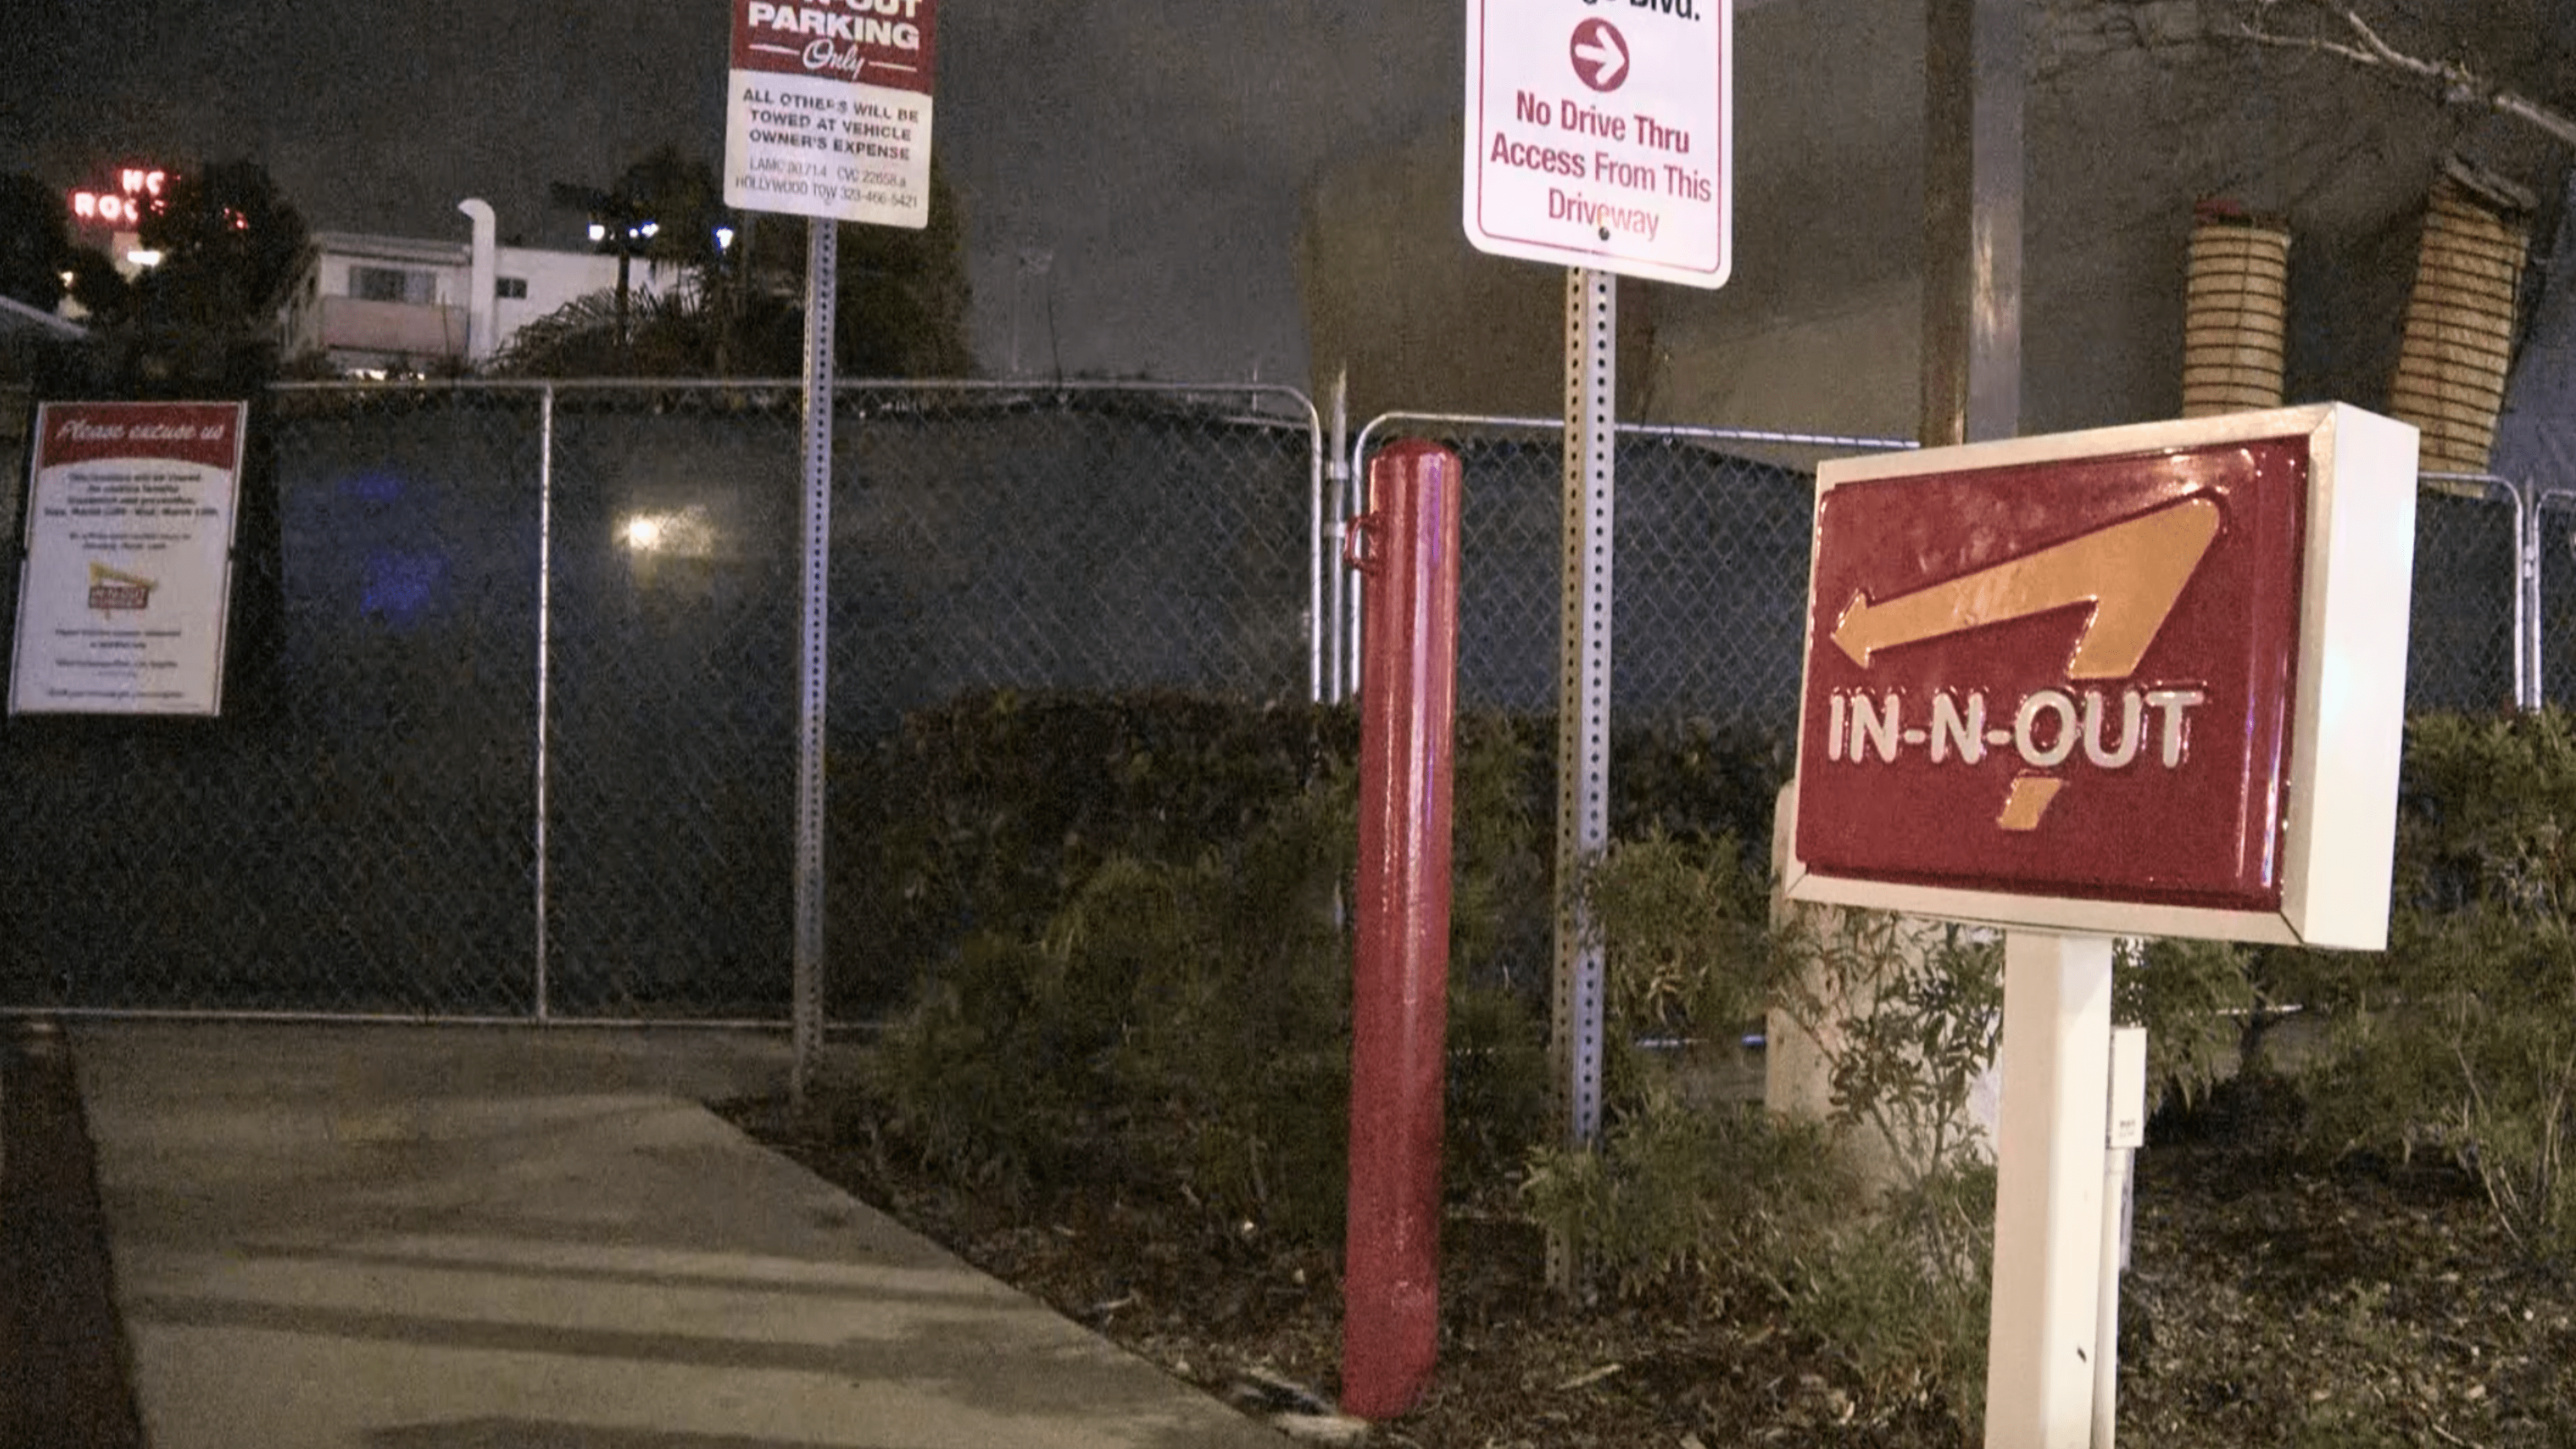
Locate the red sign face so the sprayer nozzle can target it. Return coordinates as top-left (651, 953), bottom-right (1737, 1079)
top-left (38, 402), bottom-right (244, 472)
top-left (732, 0), bottom-right (936, 95)
top-left (1795, 439), bottom-right (2310, 912)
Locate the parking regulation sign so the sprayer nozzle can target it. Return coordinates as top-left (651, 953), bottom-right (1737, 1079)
top-left (723, 0), bottom-right (937, 229)
top-left (1463, 0), bottom-right (1732, 287)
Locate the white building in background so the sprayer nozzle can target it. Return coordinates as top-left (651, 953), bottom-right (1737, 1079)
top-left (278, 198), bottom-right (692, 374)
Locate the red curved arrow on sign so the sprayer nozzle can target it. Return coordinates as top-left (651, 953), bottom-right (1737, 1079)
top-left (1829, 497), bottom-right (2222, 680)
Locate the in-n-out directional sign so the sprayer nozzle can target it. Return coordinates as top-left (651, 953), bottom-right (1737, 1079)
top-left (723, 0), bottom-right (938, 229)
top-left (1783, 404), bottom-right (2420, 949)
top-left (1464, 0), bottom-right (1732, 288)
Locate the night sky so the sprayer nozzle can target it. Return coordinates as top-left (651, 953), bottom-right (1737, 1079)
top-left (8, 1), bottom-right (2568, 413)
top-left (0, 0), bottom-right (1472, 386)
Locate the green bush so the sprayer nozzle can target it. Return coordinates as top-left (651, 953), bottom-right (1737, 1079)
top-left (859, 694), bottom-right (1589, 1244)
top-left (866, 760), bottom-right (1356, 1235)
top-left (2300, 708), bottom-right (2576, 1260)
top-left (1783, 1160), bottom-right (1996, 1425)
top-left (837, 693), bottom-right (1790, 1019)
top-left (1535, 824), bottom-right (2263, 1434)
top-left (835, 690), bottom-right (1357, 1018)
top-left (2114, 936), bottom-right (2259, 1111)
top-left (1522, 1092), bottom-right (1856, 1296)
top-left (1776, 909), bottom-right (2002, 1189)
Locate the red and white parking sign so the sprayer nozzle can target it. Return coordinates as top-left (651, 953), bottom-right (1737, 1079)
top-left (723, 0), bottom-right (938, 229)
top-left (1783, 404), bottom-right (2420, 949)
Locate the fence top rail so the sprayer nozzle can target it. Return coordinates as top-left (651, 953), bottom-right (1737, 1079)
top-left (1351, 411), bottom-right (1920, 459)
top-left (2421, 471), bottom-right (2520, 504)
top-left (266, 373), bottom-right (1317, 414)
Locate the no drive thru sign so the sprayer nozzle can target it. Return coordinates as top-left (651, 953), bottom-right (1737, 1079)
top-left (1782, 405), bottom-right (2420, 949)
top-left (1463, 0), bottom-right (1732, 287)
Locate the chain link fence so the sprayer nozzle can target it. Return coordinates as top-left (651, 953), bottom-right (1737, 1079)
top-left (2537, 487), bottom-right (2576, 710)
top-left (0, 379), bottom-right (2556, 1021)
top-left (2412, 475), bottom-right (2526, 714)
top-left (1345, 421), bottom-right (2537, 735)
top-left (1, 379), bottom-right (1318, 1020)
top-left (1, 386), bottom-right (545, 1017)
top-left (1343, 416), bottom-right (1894, 733)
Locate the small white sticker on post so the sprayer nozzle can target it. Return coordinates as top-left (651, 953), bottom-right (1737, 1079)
top-left (2107, 1026), bottom-right (2149, 1150)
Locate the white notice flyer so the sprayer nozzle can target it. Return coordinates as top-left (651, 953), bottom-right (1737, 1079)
top-left (9, 400), bottom-right (247, 715)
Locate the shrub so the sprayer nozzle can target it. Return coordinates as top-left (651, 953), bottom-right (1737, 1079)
top-left (2115, 935), bottom-right (2259, 1111)
top-left (860, 694), bottom-right (1573, 1244)
top-left (835, 690), bottom-right (1356, 1019)
top-left (2300, 708), bottom-right (2576, 1260)
top-left (866, 760), bottom-right (1356, 1235)
top-left (1775, 908), bottom-right (2002, 1191)
top-left (1522, 1091), bottom-right (1857, 1300)
top-left (1534, 821), bottom-right (2262, 1433)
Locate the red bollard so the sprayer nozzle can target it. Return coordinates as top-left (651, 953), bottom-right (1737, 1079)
top-left (1340, 440), bottom-right (1463, 1421)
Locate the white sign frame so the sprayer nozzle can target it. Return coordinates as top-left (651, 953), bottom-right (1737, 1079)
top-left (9, 400), bottom-right (247, 717)
top-left (1781, 403), bottom-right (2420, 950)
top-left (1463, 0), bottom-right (1734, 288)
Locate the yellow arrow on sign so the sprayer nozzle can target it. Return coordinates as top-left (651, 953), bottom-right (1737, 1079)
top-left (1830, 497), bottom-right (2222, 679)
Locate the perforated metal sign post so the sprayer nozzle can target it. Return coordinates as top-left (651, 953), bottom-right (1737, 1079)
top-left (1461, 0), bottom-right (1734, 1297)
top-left (1785, 402), bottom-right (2418, 1448)
top-left (790, 218), bottom-right (836, 1111)
top-left (1784, 403), bottom-right (2420, 949)
top-left (1547, 267), bottom-right (1616, 1296)
top-left (724, 3), bottom-right (943, 1108)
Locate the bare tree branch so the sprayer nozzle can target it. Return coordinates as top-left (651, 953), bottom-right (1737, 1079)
top-left (2222, 0), bottom-right (2576, 151)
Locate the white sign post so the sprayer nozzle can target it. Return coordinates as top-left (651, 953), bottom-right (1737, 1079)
top-left (10, 401), bottom-right (246, 717)
top-left (1463, 0), bottom-right (1732, 287)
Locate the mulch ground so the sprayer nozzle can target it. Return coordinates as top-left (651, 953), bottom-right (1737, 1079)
top-left (728, 1072), bottom-right (2576, 1448)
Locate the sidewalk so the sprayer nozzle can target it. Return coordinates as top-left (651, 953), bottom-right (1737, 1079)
top-left (73, 1023), bottom-right (1288, 1449)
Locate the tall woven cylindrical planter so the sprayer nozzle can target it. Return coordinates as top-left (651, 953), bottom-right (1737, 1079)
top-left (2388, 164), bottom-right (2532, 473)
top-left (2181, 203), bottom-right (2291, 417)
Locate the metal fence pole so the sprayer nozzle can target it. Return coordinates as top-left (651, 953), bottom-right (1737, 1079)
top-left (535, 384), bottom-right (556, 1022)
top-left (2521, 479), bottom-right (2543, 710)
top-left (2538, 487), bottom-right (2576, 710)
top-left (1328, 367), bottom-right (1350, 704)
top-left (791, 221), bottom-right (838, 1112)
